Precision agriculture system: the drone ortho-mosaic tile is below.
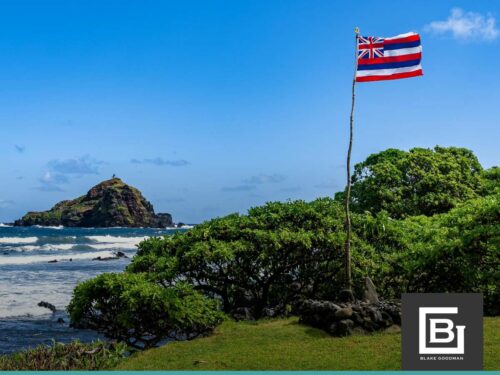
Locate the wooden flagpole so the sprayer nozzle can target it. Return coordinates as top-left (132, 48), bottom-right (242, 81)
top-left (344, 26), bottom-right (359, 291)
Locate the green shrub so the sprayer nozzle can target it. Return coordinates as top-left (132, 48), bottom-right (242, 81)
top-left (337, 146), bottom-right (484, 218)
top-left (0, 340), bottom-right (126, 370)
top-left (68, 273), bottom-right (224, 349)
top-left (360, 194), bottom-right (500, 314)
top-left (128, 198), bottom-right (379, 318)
top-left (482, 166), bottom-right (500, 195)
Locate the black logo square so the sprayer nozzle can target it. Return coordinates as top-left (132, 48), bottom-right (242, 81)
top-left (402, 293), bottom-right (483, 370)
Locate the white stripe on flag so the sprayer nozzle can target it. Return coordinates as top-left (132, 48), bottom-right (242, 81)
top-left (356, 64), bottom-right (422, 77)
top-left (383, 31), bottom-right (418, 40)
top-left (383, 46), bottom-right (422, 57)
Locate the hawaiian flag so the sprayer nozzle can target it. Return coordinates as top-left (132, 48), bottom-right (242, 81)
top-left (356, 32), bottom-right (423, 82)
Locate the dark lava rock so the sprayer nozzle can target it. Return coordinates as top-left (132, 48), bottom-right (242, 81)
top-left (48, 259), bottom-right (58, 263)
top-left (339, 289), bottom-right (355, 303)
top-left (261, 307), bottom-right (277, 318)
top-left (93, 251), bottom-right (129, 261)
top-left (299, 298), bottom-right (401, 337)
top-left (14, 177), bottom-right (173, 228)
top-left (57, 318), bottom-right (66, 324)
top-left (335, 306), bottom-right (353, 319)
top-left (231, 307), bottom-right (254, 321)
top-left (93, 256), bottom-right (117, 261)
top-left (155, 213), bottom-right (173, 228)
top-left (38, 301), bottom-right (56, 313)
top-left (336, 319), bottom-right (355, 336)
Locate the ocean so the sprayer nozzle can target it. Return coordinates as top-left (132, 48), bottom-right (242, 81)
top-left (0, 224), bottom-right (186, 354)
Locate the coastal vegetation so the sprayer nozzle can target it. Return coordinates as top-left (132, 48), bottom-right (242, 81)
top-left (67, 146), bottom-right (499, 350)
top-left (0, 341), bottom-right (127, 371)
top-left (336, 146), bottom-right (486, 217)
top-left (68, 274), bottom-right (224, 349)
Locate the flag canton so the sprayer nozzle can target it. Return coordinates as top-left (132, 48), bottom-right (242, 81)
top-left (358, 36), bottom-right (385, 59)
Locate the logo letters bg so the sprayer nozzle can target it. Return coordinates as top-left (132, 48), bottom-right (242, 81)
top-left (419, 307), bottom-right (466, 354)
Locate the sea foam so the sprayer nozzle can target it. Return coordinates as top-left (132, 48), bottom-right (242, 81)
top-left (85, 235), bottom-right (148, 243)
top-left (11, 244), bottom-right (76, 252)
top-left (85, 235), bottom-right (148, 249)
top-left (0, 237), bottom-right (38, 244)
top-left (0, 250), bottom-right (116, 265)
top-left (33, 225), bottom-right (64, 230)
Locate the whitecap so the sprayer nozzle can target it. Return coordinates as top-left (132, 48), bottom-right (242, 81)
top-left (0, 237), bottom-right (38, 244)
top-left (33, 225), bottom-right (64, 230)
top-left (0, 269), bottom-right (106, 318)
top-left (0, 250), bottom-right (116, 265)
top-left (8, 244), bottom-right (76, 252)
top-left (0, 223), bottom-right (12, 228)
top-left (85, 235), bottom-right (148, 243)
top-left (86, 243), bottom-right (137, 250)
top-left (84, 235), bottom-right (148, 249)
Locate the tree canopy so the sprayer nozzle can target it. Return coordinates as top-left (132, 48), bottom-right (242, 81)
top-left (129, 198), bottom-right (378, 318)
top-left (337, 146), bottom-right (484, 218)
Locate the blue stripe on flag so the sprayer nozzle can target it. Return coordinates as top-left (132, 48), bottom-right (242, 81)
top-left (383, 40), bottom-right (421, 50)
top-left (357, 58), bottom-right (421, 71)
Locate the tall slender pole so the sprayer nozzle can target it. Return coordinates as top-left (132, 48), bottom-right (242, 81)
top-left (344, 27), bottom-right (359, 291)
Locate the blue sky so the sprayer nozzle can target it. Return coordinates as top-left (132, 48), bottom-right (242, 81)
top-left (1, 0), bottom-right (499, 223)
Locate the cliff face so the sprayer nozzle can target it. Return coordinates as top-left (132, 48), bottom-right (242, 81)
top-left (15, 178), bottom-right (173, 228)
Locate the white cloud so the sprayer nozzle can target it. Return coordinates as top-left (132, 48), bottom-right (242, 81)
top-left (425, 8), bottom-right (499, 41)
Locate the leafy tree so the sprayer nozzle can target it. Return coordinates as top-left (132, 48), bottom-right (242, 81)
top-left (129, 198), bottom-right (378, 318)
top-left (359, 194), bottom-right (500, 315)
top-left (403, 193), bottom-right (499, 314)
top-left (481, 166), bottom-right (500, 195)
top-left (68, 273), bottom-right (224, 349)
top-left (337, 146), bottom-right (484, 218)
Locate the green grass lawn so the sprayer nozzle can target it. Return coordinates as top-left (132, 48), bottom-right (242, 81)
top-left (116, 317), bottom-right (500, 370)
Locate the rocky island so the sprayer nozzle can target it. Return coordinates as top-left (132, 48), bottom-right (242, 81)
top-left (14, 177), bottom-right (173, 228)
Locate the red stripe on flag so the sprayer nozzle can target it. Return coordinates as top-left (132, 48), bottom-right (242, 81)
top-left (384, 34), bottom-right (420, 45)
top-left (359, 42), bottom-right (384, 48)
top-left (356, 69), bottom-right (423, 82)
top-left (357, 53), bottom-right (422, 65)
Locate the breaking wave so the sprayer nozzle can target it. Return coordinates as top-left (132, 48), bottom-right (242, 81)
top-left (85, 235), bottom-right (148, 243)
top-left (0, 250), bottom-right (116, 265)
top-left (85, 235), bottom-right (148, 249)
top-left (10, 244), bottom-right (76, 252)
top-left (0, 237), bottom-right (38, 244)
